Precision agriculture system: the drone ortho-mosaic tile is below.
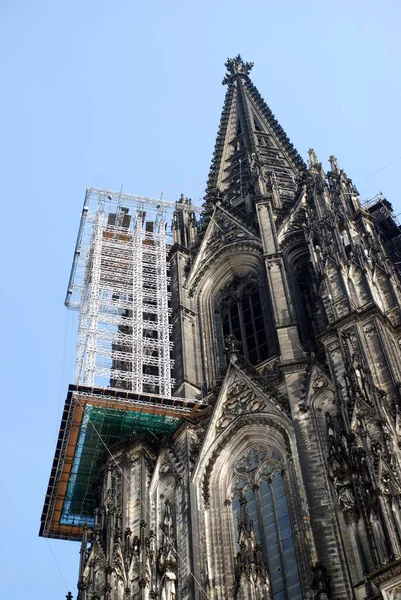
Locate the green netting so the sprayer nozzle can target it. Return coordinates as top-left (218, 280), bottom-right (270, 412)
top-left (61, 404), bottom-right (181, 527)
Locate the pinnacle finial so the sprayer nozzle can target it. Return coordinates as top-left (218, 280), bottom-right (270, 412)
top-left (329, 155), bottom-right (340, 172)
top-left (222, 55), bottom-right (254, 85)
top-left (308, 148), bottom-right (320, 167)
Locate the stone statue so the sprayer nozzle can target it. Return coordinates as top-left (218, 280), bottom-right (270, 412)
top-left (161, 571), bottom-right (176, 600)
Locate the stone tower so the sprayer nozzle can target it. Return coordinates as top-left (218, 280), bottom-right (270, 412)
top-left (41, 57), bottom-right (401, 600)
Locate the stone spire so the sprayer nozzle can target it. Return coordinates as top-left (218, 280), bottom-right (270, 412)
top-left (204, 56), bottom-right (306, 218)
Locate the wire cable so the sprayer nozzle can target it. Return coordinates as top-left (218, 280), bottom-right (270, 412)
top-left (158, 172), bottom-right (208, 196)
top-left (46, 538), bottom-right (70, 593)
top-left (356, 155), bottom-right (401, 184)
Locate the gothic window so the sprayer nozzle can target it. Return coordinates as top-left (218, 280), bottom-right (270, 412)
top-left (289, 253), bottom-right (318, 348)
top-left (231, 447), bottom-right (302, 600)
top-left (253, 115), bottom-right (263, 132)
top-left (220, 278), bottom-right (269, 365)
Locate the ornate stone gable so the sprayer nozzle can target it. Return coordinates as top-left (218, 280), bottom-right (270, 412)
top-left (300, 359), bottom-right (334, 413)
top-left (215, 377), bottom-right (285, 431)
top-left (184, 205), bottom-right (262, 296)
top-left (277, 185), bottom-right (308, 244)
top-left (196, 360), bottom-right (290, 456)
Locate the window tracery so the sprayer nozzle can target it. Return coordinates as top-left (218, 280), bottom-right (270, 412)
top-left (219, 275), bottom-right (269, 365)
top-left (231, 447), bottom-right (302, 600)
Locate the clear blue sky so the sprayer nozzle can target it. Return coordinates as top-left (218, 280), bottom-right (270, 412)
top-left (1, 1), bottom-right (400, 598)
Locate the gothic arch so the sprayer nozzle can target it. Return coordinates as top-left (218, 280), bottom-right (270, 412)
top-left (310, 386), bottom-right (336, 446)
top-left (194, 249), bottom-right (277, 386)
top-left (194, 416), bottom-right (311, 599)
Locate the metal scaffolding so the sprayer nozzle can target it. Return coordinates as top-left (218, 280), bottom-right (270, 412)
top-left (66, 187), bottom-right (189, 398)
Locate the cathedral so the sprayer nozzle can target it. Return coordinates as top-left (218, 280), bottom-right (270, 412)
top-left (41, 56), bottom-right (401, 600)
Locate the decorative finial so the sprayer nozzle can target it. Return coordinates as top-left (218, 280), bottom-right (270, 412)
top-left (308, 148), bottom-right (320, 167)
top-left (224, 333), bottom-right (242, 363)
top-left (222, 55), bottom-right (254, 85)
top-left (66, 593), bottom-right (73, 600)
top-left (329, 155), bottom-right (340, 173)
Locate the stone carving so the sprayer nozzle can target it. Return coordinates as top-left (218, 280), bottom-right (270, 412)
top-left (391, 587), bottom-right (401, 600)
top-left (259, 357), bottom-right (280, 377)
top-left (216, 381), bottom-right (267, 430)
top-left (158, 500), bottom-right (177, 600)
top-left (311, 562), bottom-right (331, 599)
top-left (232, 447), bottom-right (283, 495)
top-left (364, 322), bottom-right (378, 340)
top-left (188, 240), bottom-right (263, 296)
top-left (334, 477), bottom-right (355, 513)
top-left (326, 413), bottom-right (358, 523)
top-left (327, 341), bottom-right (341, 360)
top-left (218, 273), bottom-right (258, 310)
top-left (222, 55), bottom-right (254, 85)
top-left (159, 458), bottom-right (173, 475)
top-left (234, 494), bottom-right (270, 600)
top-left (224, 334), bottom-right (242, 362)
top-left (312, 372), bottom-right (328, 390)
top-left (202, 416), bottom-right (291, 506)
top-left (236, 448), bottom-right (268, 473)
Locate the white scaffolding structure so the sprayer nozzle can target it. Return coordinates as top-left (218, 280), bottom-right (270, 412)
top-left (66, 187), bottom-right (197, 399)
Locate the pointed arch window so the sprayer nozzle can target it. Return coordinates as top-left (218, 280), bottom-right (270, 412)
top-left (253, 115), bottom-right (263, 132)
top-left (231, 447), bottom-right (302, 600)
top-left (220, 277), bottom-right (269, 365)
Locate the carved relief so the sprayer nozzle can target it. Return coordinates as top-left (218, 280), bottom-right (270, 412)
top-left (218, 273), bottom-right (258, 309)
top-left (327, 341), bottom-right (341, 361)
top-left (364, 322), bottom-right (378, 340)
top-left (202, 416), bottom-right (292, 507)
top-left (312, 372), bottom-right (328, 390)
top-left (159, 458), bottom-right (173, 475)
top-left (216, 381), bottom-right (268, 430)
top-left (158, 500), bottom-right (177, 600)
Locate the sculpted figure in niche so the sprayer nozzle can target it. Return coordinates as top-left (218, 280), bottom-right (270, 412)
top-left (158, 500), bottom-right (177, 600)
top-left (224, 334), bottom-right (242, 360)
top-left (334, 477), bottom-right (355, 512)
top-left (161, 571), bottom-right (176, 600)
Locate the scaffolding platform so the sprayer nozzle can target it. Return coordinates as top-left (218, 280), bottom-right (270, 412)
top-left (40, 188), bottom-right (205, 541)
top-left (40, 385), bottom-right (207, 541)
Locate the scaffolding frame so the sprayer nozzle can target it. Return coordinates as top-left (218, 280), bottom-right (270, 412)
top-left (66, 187), bottom-right (198, 400)
top-left (40, 188), bottom-right (206, 540)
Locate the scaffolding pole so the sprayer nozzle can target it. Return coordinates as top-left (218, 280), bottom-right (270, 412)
top-left (132, 208), bottom-right (144, 393)
top-left (68, 188), bottom-right (193, 399)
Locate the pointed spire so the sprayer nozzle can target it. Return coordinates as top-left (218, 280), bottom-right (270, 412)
top-left (205, 57), bottom-right (306, 217)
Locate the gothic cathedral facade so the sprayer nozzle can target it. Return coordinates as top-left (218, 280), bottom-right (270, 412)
top-left (57, 57), bottom-right (401, 600)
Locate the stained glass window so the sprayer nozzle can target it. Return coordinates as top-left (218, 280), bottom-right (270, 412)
top-left (231, 448), bottom-right (302, 600)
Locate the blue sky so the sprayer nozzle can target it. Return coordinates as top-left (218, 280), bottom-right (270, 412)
top-left (1, 1), bottom-right (400, 598)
